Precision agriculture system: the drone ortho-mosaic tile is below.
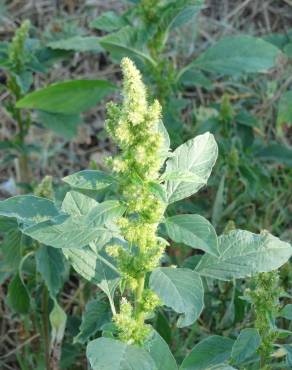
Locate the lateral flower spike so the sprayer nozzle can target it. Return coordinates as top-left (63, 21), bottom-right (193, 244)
top-left (8, 19), bottom-right (31, 72)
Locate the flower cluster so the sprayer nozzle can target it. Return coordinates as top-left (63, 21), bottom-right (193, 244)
top-left (8, 20), bottom-right (31, 73)
top-left (245, 271), bottom-right (282, 362)
top-left (106, 58), bottom-right (166, 344)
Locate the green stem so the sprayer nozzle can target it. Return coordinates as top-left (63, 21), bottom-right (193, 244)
top-left (42, 286), bottom-right (51, 370)
top-left (134, 274), bottom-right (145, 321)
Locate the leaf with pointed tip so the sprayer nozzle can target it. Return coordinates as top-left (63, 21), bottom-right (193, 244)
top-left (195, 230), bottom-right (292, 280)
top-left (74, 296), bottom-right (111, 344)
top-left (99, 26), bottom-right (155, 66)
top-left (86, 337), bottom-right (156, 370)
top-left (279, 304), bottom-right (292, 320)
top-left (149, 267), bottom-right (204, 327)
top-left (0, 195), bottom-right (58, 225)
top-left (231, 328), bottom-right (261, 365)
top-left (61, 191), bottom-right (98, 216)
top-left (36, 245), bottom-right (66, 297)
top-left (7, 273), bottom-right (30, 314)
top-left (23, 200), bottom-right (124, 249)
top-left (90, 11), bottom-right (128, 32)
top-left (144, 330), bottom-right (178, 370)
top-left (48, 36), bottom-right (102, 52)
top-left (63, 247), bottom-right (119, 300)
top-left (23, 214), bottom-right (112, 249)
top-left (180, 335), bottom-right (234, 370)
top-left (192, 35), bottom-right (281, 75)
top-left (63, 170), bottom-right (114, 191)
top-left (16, 80), bottom-right (115, 114)
top-left (164, 214), bottom-right (219, 256)
top-left (164, 132), bottom-right (218, 203)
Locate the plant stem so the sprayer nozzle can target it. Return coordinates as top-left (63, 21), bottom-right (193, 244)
top-left (134, 274), bottom-right (145, 321)
top-left (42, 286), bottom-right (51, 370)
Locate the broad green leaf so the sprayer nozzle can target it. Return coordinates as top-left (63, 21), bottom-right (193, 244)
top-left (211, 171), bottom-right (226, 228)
top-left (195, 230), bottom-right (292, 281)
top-left (231, 328), bottom-right (261, 364)
top-left (63, 170), bottom-right (114, 191)
top-left (1, 230), bottom-right (23, 271)
top-left (149, 267), bottom-right (204, 327)
top-left (38, 111), bottom-right (82, 139)
top-left (74, 295), bottom-right (111, 344)
top-left (23, 200), bottom-right (124, 249)
top-left (164, 132), bottom-right (218, 203)
top-left (180, 335), bottom-right (234, 370)
top-left (255, 143), bottom-right (292, 166)
top-left (63, 247), bottom-right (120, 300)
top-left (16, 80), bottom-right (115, 114)
top-left (0, 195), bottom-right (59, 224)
top-left (23, 214), bottom-right (111, 249)
top-left (36, 246), bottom-right (66, 297)
top-left (99, 26), bottom-right (155, 66)
top-left (48, 36), bottom-right (102, 52)
top-left (160, 171), bottom-right (204, 182)
top-left (179, 69), bottom-right (213, 89)
top-left (157, 120), bottom-right (171, 159)
top-left (7, 273), bottom-right (30, 314)
top-left (158, 0), bottom-right (203, 33)
top-left (87, 337), bottom-right (156, 370)
top-left (144, 330), bottom-right (178, 370)
top-left (61, 191), bottom-right (98, 216)
top-left (192, 36), bottom-right (281, 75)
top-left (84, 200), bottom-right (126, 225)
top-left (164, 214), bottom-right (219, 257)
top-left (90, 11), bottom-right (128, 32)
top-left (279, 304), bottom-right (292, 320)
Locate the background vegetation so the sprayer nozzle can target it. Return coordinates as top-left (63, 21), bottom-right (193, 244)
top-left (0, 0), bottom-right (291, 369)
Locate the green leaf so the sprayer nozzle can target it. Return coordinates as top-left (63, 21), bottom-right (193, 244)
top-left (158, 0), bottom-right (203, 33)
top-left (164, 132), bottom-right (218, 203)
top-left (84, 200), bottom-right (125, 225)
top-left (1, 230), bottom-right (23, 271)
top-left (164, 214), bottom-right (218, 256)
top-left (231, 328), bottom-right (260, 365)
top-left (149, 267), bottom-right (204, 327)
top-left (48, 36), bottom-right (102, 52)
top-left (144, 330), bottom-right (178, 370)
top-left (195, 230), bottom-right (292, 281)
top-left (23, 200), bottom-right (124, 249)
top-left (180, 335), bottom-right (234, 370)
top-left (16, 80), bottom-right (115, 114)
top-left (192, 36), bottom-right (281, 76)
top-left (211, 171), bottom-right (226, 228)
top-left (37, 111), bottom-right (82, 139)
top-left (63, 170), bottom-right (114, 191)
top-left (61, 191), bottom-right (98, 216)
top-left (0, 195), bottom-right (59, 224)
top-left (36, 246), bottom-right (66, 297)
top-left (74, 295), bottom-right (111, 344)
top-left (99, 26), bottom-right (155, 66)
top-left (255, 143), bottom-right (292, 166)
top-left (23, 214), bottom-right (109, 249)
top-left (90, 11), bottom-right (128, 32)
top-left (279, 304), bottom-right (292, 320)
top-left (7, 273), bottom-right (30, 314)
top-left (63, 247), bottom-right (120, 301)
top-left (157, 120), bottom-right (171, 159)
top-left (87, 337), bottom-right (156, 370)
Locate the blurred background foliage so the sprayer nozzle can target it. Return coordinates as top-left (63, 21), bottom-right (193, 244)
top-left (0, 0), bottom-right (291, 369)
